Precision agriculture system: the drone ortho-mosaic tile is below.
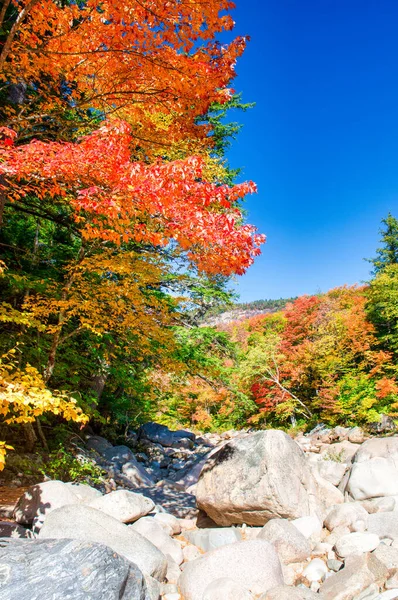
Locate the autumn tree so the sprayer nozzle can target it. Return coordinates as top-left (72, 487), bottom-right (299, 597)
top-left (0, 0), bottom-right (265, 458)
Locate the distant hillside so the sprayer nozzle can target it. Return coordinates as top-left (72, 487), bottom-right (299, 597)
top-left (202, 297), bottom-right (296, 326)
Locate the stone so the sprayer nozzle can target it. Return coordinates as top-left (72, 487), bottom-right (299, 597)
top-left (346, 437), bottom-right (398, 500)
top-left (348, 457), bottom-right (398, 500)
top-left (0, 537), bottom-right (149, 600)
top-left (259, 585), bottom-right (324, 599)
top-left (165, 555), bottom-right (182, 583)
top-left (153, 512), bottom-right (181, 535)
top-left (64, 482), bottom-right (102, 503)
top-left (196, 430), bottom-right (322, 526)
top-left (291, 515), bottom-right (323, 540)
top-left (320, 440), bottom-right (360, 463)
top-left (38, 504), bottom-right (167, 580)
top-left (0, 521), bottom-right (32, 538)
top-left (302, 558), bottom-right (328, 582)
top-left (130, 516), bottom-right (183, 565)
top-left (258, 518), bottom-right (311, 563)
top-left (368, 415), bottom-right (397, 434)
top-left (377, 591), bottom-right (398, 599)
top-left (312, 468), bottom-right (345, 507)
top-left (202, 577), bottom-right (253, 600)
top-left (182, 545), bottom-right (202, 562)
top-left (324, 502), bottom-right (369, 531)
top-left (362, 497), bottom-right (396, 513)
top-left (145, 575), bottom-right (161, 600)
top-left (13, 480), bottom-right (80, 525)
top-left (327, 558), bottom-right (343, 572)
top-left (140, 423), bottom-right (195, 447)
top-left (367, 513), bottom-right (398, 541)
top-left (334, 532), bottom-right (380, 558)
top-left (373, 544), bottom-right (398, 576)
top-left (320, 553), bottom-right (388, 600)
top-left (85, 434), bottom-right (113, 455)
top-left (317, 460), bottom-right (348, 486)
top-left (183, 527), bottom-right (242, 553)
top-left (89, 489), bottom-right (154, 523)
top-left (121, 460), bottom-right (155, 487)
top-left (348, 427), bottom-right (366, 444)
top-left (178, 539), bottom-right (283, 600)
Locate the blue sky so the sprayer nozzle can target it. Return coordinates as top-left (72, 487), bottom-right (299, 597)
top-left (224, 0), bottom-right (398, 301)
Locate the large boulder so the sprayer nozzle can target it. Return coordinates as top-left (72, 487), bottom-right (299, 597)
top-left (346, 437), bottom-right (398, 500)
top-left (13, 480), bottom-right (80, 525)
top-left (196, 430), bottom-right (323, 526)
top-left (0, 537), bottom-right (149, 600)
top-left (85, 435), bottom-right (113, 455)
top-left (38, 504), bottom-right (167, 580)
top-left (178, 539), bottom-right (283, 600)
top-left (89, 490), bottom-right (155, 523)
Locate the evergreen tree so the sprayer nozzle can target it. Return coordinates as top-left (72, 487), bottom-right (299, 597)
top-left (368, 213), bottom-right (398, 275)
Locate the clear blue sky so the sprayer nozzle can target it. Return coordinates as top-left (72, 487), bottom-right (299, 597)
top-left (224, 0), bottom-right (398, 302)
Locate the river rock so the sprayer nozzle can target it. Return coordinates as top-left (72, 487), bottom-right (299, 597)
top-left (196, 430), bottom-right (322, 526)
top-left (258, 518), bottom-right (311, 563)
top-left (130, 516), bottom-right (183, 565)
top-left (89, 489), bottom-right (155, 523)
top-left (0, 537), bottom-right (149, 600)
top-left (183, 528), bottom-right (242, 552)
top-left (64, 482), bottom-right (102, 503)
top-left (347, 437), bottom-right (398, 500)
top-left (320, 552), bottom-right (388, 600)
top-left (13, 480), bottom-right (80, 525)
top-left (324, 502), bottom-right (369, 531)
top-left (202, 577), bottom-right (254, 600)
top-left (334, 532), bottom-right (380, 558)
top-left (85, 435), bottom-right (113, 455)
top-left (367, 512), bottom-right (398, 541)
top-left (260, 585), bottom-right (324, 599)
top-left (373, 544), bottom-right (398, 575)
top-left (38, 504), bottom-right (167, 579)
top-left (178, 539), bottom-right (283, 600)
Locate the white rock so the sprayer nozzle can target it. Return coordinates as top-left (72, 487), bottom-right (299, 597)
top-left (178, 539), bottom-right (284, 600)
top-left (367, 513), bottom-right (398, 541)
top-left (324, 502), bottom-right (369, 532)
top-left (317, 460), bottom-right (348, 487)
top-left (183, 544), bottom-right (202, 562)
top-left (153, 512), bottom-right (181, 535)
top-left (291, 516), bottom-right (323, 541)
top-left (303, 558), bottom-right (328, 582)
top-left (89, 490), bottom-right (154, 523)
top-left (202, 577), bottom-right (254, 600)
top-left (13, 481), bottom-right (80, 525)
top-left (258, 518), bottom-right (311, 563)
top-left (130, 516), bottom-right (183, 565)
top-left (377, 591), bottom-right (398, 599)
top-left (196, 430), bottom-right (323, 526)
top-left (334, 532), bottom-right (380, 558)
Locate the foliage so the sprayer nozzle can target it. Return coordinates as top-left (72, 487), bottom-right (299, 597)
top-left (38, 445), bottom-right (105, 484)
top-left (367, 213), bottom-right (398, 275)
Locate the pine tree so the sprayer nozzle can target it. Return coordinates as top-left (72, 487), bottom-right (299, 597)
top-left (369, 213), bottom-right (398, 275)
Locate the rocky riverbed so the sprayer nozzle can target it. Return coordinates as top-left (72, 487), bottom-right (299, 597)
top-left (2, 421), bottom-right (398, 599)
